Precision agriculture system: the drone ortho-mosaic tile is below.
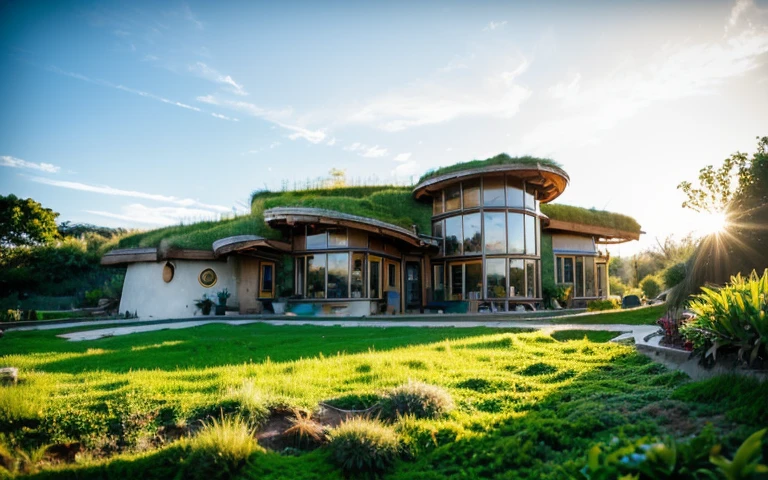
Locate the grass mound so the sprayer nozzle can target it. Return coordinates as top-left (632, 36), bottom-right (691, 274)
top-left (417, 154), bottom-right (562, 184)
top-left (186, 415), bottom-right (263, 480)
top-left (379, 381), bottom-right (454, 420)
top-left (328, 417), bottom-right (400, 475)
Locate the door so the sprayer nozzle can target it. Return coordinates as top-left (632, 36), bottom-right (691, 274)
top-left (238, 257), bottom-right (260, 314)
top-left (405, 261), bottom-right (421, 308)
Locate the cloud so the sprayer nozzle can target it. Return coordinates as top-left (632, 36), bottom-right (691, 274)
top-left (326, 137), bottom-right (337, 146)
top-left (29, 177), bottom-right (230, 213)
top-left (393, 152), bottom-right (412, 163)
top-left (484, 21), bottom-right (507, 31)
top-left (281, 123), bottom-right (327, 144)
top-left (392, 161), bottom-right (421, 177)
top-left (190, 62), bottom-right (248, 96)
top-left (728, 0), bottom-right (753, 28)
top-left (143, 54), bottom-right (159, 62)
top-left (181, 3), bottom-right (203, 30)
top-left (438, 59), bottom-right (469, 74)
top-left (343, 143), bottom-right (388, 158)
top-left (1, 156), bottom-right (60, 173)
top-left (88, 204), bottom-right (219, 226)
top-left (211, 112), bottom-right (239, 121)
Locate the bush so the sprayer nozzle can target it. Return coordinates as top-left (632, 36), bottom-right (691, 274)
top-left (663, 262), bottom-right (686, 288)
top-left (681, 269), bottom-right (768, 364)
top-left (379, 381), bottom-right (454, 420)
top-left (328, 417), bottom-right (400, 475)
top-left (84, 288), bottom-right (103, 307)
top-left (224, 381), bottom-right (271, 426)
top-left (186, 415), bottom-right (263, 480)
top-left (639, 276), bottom-right (662, 299)
top-left (609, 276), bottom-right (626, 297)
top-left (587, 299), bottom-right (620, 312)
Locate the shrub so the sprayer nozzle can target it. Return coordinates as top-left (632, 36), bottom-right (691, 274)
top-left (663, 262), bottom-right (687, 288)
top-left (84, 288), bottom-right (103, 307)
top-left (379, 381), bottom-right (454, 420)
top-left (639, 276), bottom-right (662, 299)
top-left (587, 299), bottom-right (620, 312)
top-left (283, 409), bottom-right (325, 449)
top-left (224, 381), bottom-right (270, 426)
top-left (328, 417), bottom-right (400, 475)
top-left (186, 415), bottom-right (263, 480)
top-left (609, 276), bottom-right (627, 297)
top-left (681, 269), bottom-right (768, 364)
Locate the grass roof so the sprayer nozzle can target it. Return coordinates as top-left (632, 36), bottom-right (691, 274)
top-left (252, 186), bottom-right (433, 234)
top-left (540, 204), bottom-right (641, 234)
top-left (417, 154), bottom-right (562, 184)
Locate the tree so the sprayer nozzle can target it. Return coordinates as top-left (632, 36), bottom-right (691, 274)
top-left (0, 194), bottom-right (59, 247)
top-left (639, 275), bottom-right (662, 299)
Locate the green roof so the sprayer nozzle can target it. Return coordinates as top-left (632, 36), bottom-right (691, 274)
top-left (540, 204), bottom-right (641, 234)
top-left (417, 154), bottom-right (562, 184)
top-left (252, 186), bottom-right (432, 234)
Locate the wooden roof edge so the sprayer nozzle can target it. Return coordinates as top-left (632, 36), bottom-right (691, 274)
top-left (212, 235), bottom-right (292, 257)
top-left (545, 218), bottom-right (641, 242)
top-left (101, 247), bottom-right (158, 265)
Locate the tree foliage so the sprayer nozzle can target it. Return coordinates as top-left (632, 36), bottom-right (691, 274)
top-left (0, 194), bottom-right (59, 247)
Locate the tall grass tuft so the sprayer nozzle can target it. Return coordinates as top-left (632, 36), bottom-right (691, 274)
top-left (379, 381), bottom-right (454, 420)
top-left (186, 415), bottom-right (263, 480)
top-left (225, 380), bottom-right (271, 426)
top-left (283, 409), bottom-right (325, 449)
top-left (329, 417), bottom-right (400, 475)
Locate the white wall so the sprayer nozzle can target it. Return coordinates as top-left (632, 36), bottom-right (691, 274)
top-left (119, 258), bottom-right (239, 320)
top-left (551, 234), bottom-right (596, 254)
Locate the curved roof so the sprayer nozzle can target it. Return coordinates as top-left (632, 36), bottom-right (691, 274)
top-left (263, 207), bottom-right (438, 248)
top-left (413, 163), bottom-right (570, 203)
top-left (212, 235), bottom-right (291, 257)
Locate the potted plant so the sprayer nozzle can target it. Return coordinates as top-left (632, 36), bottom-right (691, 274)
top-left (195, 294), bottom-right (215, 316)
top-left (215, 288), bottom-right (231, 315)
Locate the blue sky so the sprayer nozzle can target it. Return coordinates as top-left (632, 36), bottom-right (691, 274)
top-left (1, 0), bottom-right (767, 255)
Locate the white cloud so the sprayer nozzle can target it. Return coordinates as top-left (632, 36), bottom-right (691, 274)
top-left (484, 20), bottom-right (507, 31)
top-left (88, 204), bottom-right (218, 226)
top-left (393, 152), bottom-right (412, 163)
top-left (392, 161), bottom-right (421, 177)
top-left (29, 177), bottom-right (231, 213)
top-left (326, 137), bottom-right (337, 146)
top-left (438, 59), bottom-right (468, 73)
top-left (282, 123), bottom-right (327, 144)
top-left (1, 156), bottom-right (60, 173)
top-left (189, 62), bottom-right (248, 96)
top-left (143, 54), bottom-right (159, 62)
top-left (728, 0), bottom-right (753, 28)
top-left (181, 3), bottom-right (203, 30)
top-left (211, 112), bottom-right (239, 121)
top-left (343, 143), bottom-right (388, 158)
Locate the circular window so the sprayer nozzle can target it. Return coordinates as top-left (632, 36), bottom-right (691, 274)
top-left (162, 262), bottom-right (175, 283)
top-left (199, 268), bottom-right (217, 288)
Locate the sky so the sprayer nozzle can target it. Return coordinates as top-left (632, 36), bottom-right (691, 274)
top-left (1, 0), bottom-right (767, 257)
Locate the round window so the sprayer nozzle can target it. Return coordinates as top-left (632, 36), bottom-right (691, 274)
top-left (199, 268), bottom-right (217, 288)
top-left (162, 262), bottom-right (175, 283)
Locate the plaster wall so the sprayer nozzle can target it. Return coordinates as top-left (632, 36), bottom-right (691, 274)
top-left (119, 258), bottom-right (238, 320)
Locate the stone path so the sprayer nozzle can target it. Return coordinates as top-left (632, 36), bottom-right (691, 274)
top-left (45, 318), bottom-right (662, 346)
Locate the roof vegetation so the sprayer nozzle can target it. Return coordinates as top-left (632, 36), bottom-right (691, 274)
top-left (417, 154), bottom-right (562, 184)
top-left (252, 186), bottom-right (433, 234)
top-left (541, 204), bottom-right (642, 234)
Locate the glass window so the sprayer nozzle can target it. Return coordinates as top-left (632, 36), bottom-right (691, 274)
top-left (466, 263), bottom-right (482, 300)
top-left (556, 257), bottom-right (563, 283)
top-left (307, 254), bottom-right (326, 299)
top-left (463, 213), bottom-right (482, 254)
top-left (329, 229), bottom-right (348, 247)
top-left (260, 264), bottom-right (274, 297)
top-left (575, 257), bottom-right (584, 297)
top-left (388, 263), bottom-right (396, 287)
top-left (445, 215), bottom-right (462, 255)
top-left (486, 258), bottom-right (506, 298)
top-left (597, 263), bottom-right (606, 297)
top-left (509, 259), bottom-right (524, 297)
top-left (585, 256), bottom-right (595, 297)
top-left (563, 257), bottom-right (574, 283)
top-left (484, 212), bottom-right (506, 254)
top-left (463, 180), bottom-right (480, 209)
top-left (370, 259), bottom-right (381, 299)
top-left (351, 253), bottom-right (365, 298)
top-left (506, 177), bottom-right (524, 209)
top-left (507, 213), bottom-right (524, 254)
top-left (296, 257), bottom-right (305, 296)
top-left (433, 264), bottom-right (445, 301)
top-left (526, 260), bottom-right (537, 297)
top-left (433, 192), bottom-right (443, 215)
top-left (483, 177), bottom-right (505, 206)
top-left (432, 220), bottom-right (444, 255)
top-left (306, 232), bottom-right (327, 250)
top-left (450, 264), bottom-right (463, 300)
top-left (327, 253), bottom-right (349, 298)
top-left (445, 185), bottom-right (461, 211)
top-left (525, 215), bottom-right (537, 255)
top-left (524, 183), bottom-right (536, 212)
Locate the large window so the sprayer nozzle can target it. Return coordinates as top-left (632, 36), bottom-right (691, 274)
top-left (509, 259), bottom-right (525, 297)
top-left (329, 230), bottom-right (348, 248)
top-left (507, 213), bottom-right (525, 254)
top-left (524, 185), bottom-right (537, 212)
top-left (463, 180), bottom-right (480, 209)
top-left (307, 255), bottom-right (326, 298)
top-left (445, 184), bottom-right (461, 211)
top-left (484, 212), bottom-right (506, 254)
top-left (370, 257), bottom-right (381, 299)
top-left (584, 256), bottom-right (595, 297)
top-left (433, 264), bottom-right (445, 301)
top-left (260, 263), bottom-right (275, 298)
top-left (445, 215), bottom-right (462, 255)
top-left (306, 227), bottom-right (348, 249)
top-left (525, 215), bottom-right (537, 255)
top-left (433, 220), bottom-right (444, 254)
top-left (351, 253), bottom-right (365, 298)
top-left (526, 260), bottom-right (537, 297)
top-left (486, 258), bottom-right (506, 298)
top-left (483, 177), bottom-right (505, 206)
top-left (433, 191), bottom-right (443, 215)
top-left (466, 263), bottom-right (482, 300)
top-left (327, 253), bottom-right (349, 298)
top-left (306, 232), bottom-right (327, 250)
top-left (463, 213), bottom-right (482, 254)
top-left (506, 178), bottom-right (524, 209)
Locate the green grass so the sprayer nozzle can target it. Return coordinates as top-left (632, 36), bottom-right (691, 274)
top-left (548, 304), bottom-right (665, 325)
top-left (540, 203), bottom-right (642, 234)
top-left (550, 330), bottom-right (621, 342)
top-left (417, 154), bottom-right (562, 184)
top-left (1, 322), bottom-right (763, 479)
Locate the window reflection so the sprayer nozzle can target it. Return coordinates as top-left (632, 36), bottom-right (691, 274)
top-left (445, 184), bottom-right (461, 211)
top-left (351, 253), bottom-right (365, 298)
top-left (506, 177), bottom-right (524, 209)
top-left (466, 263), bottom-right (482, 300)
top-left (433, 192), bottom-right (443, 215)
top-left (509, 259), bottom-right (524, 297)
top-left (525, 215), bottom-right (537, 255)
top-left (307, 255), bottom-right (326, 299)
top-left (445, 216), bottom-right (462, 255)
top-left (327, 253), bottom-right (349, 298)
top-left (484, 212), bottom-right (506, 254)
top-left (486, 258), bottom-right (506, 298)
top-left (463, 213), bottom-right (482, 254)
top-left (483, 177), bottom-right (505, 206)
top-left (463, 180), bottom-right (480, 209)
top-left (526, 260), bottom-right (537, 297)
top-left (507, 213), bottom-right (524, 254)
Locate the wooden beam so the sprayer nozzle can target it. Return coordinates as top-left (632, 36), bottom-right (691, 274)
top-left (545, 219), bottom-right (640, 242)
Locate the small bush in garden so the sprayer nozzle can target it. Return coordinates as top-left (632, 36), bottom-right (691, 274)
top-left (681, 269), bottom-right (768, 364)
top-left (225, 381), bottom-right (270, 426)
top-left (328, 417), bottom-right (400, 475)
top-left (283, 409), bottom-right (325, 449)
top-left (663, 262), bottom-right (687, 288)
top-left (186, 415), bottom-right (263, 480)
top-left (640, 275), bottom-right (662, 299)
top-left (379, 381), bottom-right (454, 420)
top-left (587, 299), bottom-right (620, 312)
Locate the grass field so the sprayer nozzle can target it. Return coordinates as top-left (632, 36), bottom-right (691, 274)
top-left (1, 323), bottom-right (765, 478)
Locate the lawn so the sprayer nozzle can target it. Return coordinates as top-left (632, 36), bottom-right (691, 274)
top-left (0, 323), bottom-right (765, 478)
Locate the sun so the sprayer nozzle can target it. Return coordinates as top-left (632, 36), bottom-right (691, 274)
top-left (698, 211), bottom-right (729, 236)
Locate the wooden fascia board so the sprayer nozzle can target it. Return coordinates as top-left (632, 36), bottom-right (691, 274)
top-left (545, 218), bottom-right (640, 241)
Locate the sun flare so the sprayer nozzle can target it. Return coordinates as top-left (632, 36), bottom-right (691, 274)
top-left (698, 211), bottom-right (729, 236)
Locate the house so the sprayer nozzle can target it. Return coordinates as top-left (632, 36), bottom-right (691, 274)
top-left (102, 155), bottom-right (641, 319)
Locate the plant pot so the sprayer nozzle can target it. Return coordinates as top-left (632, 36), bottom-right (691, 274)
top-left (273, 301), bottom-right (287, 314)
top-left (201, 305), bottom-right (212, 315)
top-left (215, 305), bottom-right (226, 316)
